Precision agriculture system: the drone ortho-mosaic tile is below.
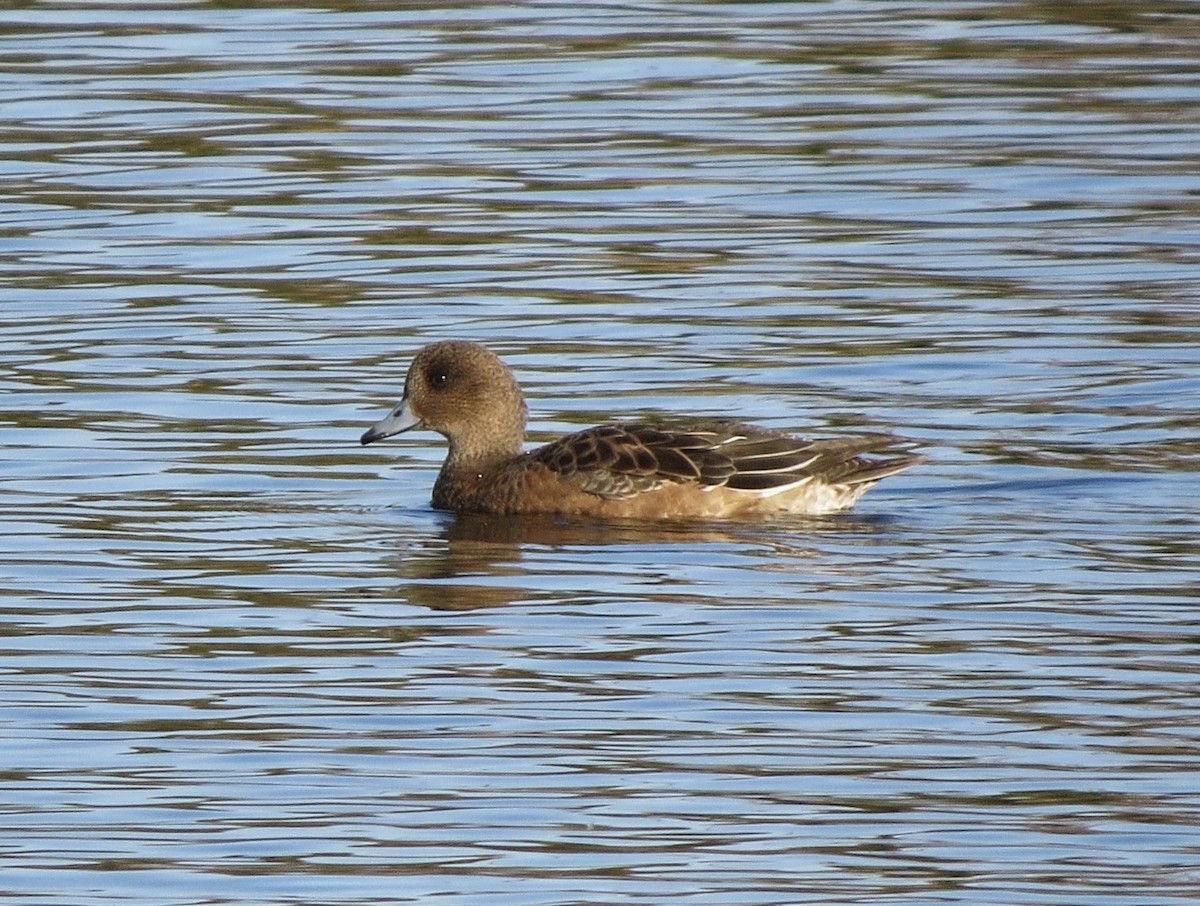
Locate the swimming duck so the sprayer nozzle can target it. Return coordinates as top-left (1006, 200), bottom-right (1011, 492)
top-left (361, 340), bottom-right (923, 519)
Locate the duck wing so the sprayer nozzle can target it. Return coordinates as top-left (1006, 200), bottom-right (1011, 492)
top-left (530, 424), bottom-right (734, 499)
top-left (533, 423), bottom-right (922, 501)
top-left (718, 432), bottom-right (924, 496)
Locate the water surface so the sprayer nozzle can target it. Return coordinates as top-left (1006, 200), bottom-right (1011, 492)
top-left (2, 2), bottom-right (1198, 904)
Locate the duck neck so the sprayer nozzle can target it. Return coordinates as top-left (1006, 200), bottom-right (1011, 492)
top-left (444, 437), bottom-right (522, 473)
top-left (442, 404), bottom-right (526, 472)
top-left (433, 434), bottom-right (524, 514)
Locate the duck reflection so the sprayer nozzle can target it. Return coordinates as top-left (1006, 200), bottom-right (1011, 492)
top-left (383, 509), bottom-right (900, 611)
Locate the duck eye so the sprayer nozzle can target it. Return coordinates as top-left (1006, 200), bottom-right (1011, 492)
top-left (429, 371), bottom-right (450, 390)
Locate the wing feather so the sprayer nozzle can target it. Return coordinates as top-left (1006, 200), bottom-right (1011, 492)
top-left (532, 422), bottom-right (922, 501)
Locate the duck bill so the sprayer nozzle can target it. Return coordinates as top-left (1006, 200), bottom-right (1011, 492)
top-left (361, 397), bottom-right (422, 445)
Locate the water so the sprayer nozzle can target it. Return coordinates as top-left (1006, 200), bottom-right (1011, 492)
top-left (2, 2), bottom-right (1199, 904)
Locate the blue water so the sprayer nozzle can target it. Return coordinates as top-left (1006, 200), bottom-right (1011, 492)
top-left (1, 2), bottom-right (1198, 904)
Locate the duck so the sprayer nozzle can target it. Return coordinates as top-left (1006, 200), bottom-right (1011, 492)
top-left (360, 340), bottom-right (923, 520)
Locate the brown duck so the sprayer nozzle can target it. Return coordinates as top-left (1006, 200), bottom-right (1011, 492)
top-left (361, 340), bottom-right (923, 520)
